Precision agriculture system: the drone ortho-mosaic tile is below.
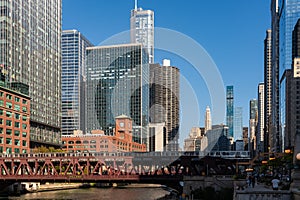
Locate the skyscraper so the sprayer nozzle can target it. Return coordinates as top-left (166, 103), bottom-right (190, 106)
top-left (258, 83), bottom-right (265, 152)
top-left (249, 99), bottom-right (258, 153)
top-left (278, 0), bottom-right (300, 152)
top-left (130, 2), bottom-right (154, 63)
top-left (270, 0), bottom-right (280, 153)
top-left (226, 86), bottom-right (234, 139)
top-left (234, 107), bottom-right (243, 141)
top-left (61, 30), bottom-right (93, 135)
top-left (264, 29), bottom-right (272, 152)
top-left (149, 59), bottom-right (180, 151)
top-left (290, 19), bottom-right (300, 151)
top-left (0, 0), bottom-right (62, 147)
top-left (205, 106), bottom-right (212, 134)
top-left (86, 44), bottom-right (149, 145)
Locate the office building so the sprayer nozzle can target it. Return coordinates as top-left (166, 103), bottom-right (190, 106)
top-left (278, 0), bottom-right (300, 152)
top-left (234, 107), bottom-right (243, 141)
top-left (0, 0), bottom-right (62, 147)
top-left (205, 106), bottom-right (212, 134)
top-left (148, 122), bottom-right (166, 152)
top-left (264, 29), bottom-right (272, 152)
top-left (243, 127), bottom-right (249, 150)
top-left (270, 0), bottom-right (280, 153)
top-left (61, 30), bottom-right (93, 135)
top-left (257, 83), bottom-right (265, 152)
top-left (130, 2), bottom-right (154, 63)
top-left (0, 85), bottom-right (30, 154)
top-left (226, 86), bottom-right (234, 139)
top-left (86, 44), bottom-right (149, 145)
top-left (290, 19), bottom-right (300, 150)
top-left (249, 99), bottom-right (258, 153)
top-left (149, 60), bottom-right (180, 151)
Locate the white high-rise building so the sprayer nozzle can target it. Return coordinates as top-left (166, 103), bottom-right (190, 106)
top-left (205, 106), bottom-right (212, 133)
top-left (130, 0), bottom-right (154, 63)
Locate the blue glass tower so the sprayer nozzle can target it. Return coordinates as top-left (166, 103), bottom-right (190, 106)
top-left (61, 30), bottom-right (93, 135)
top-left (234, 107), bottom-right (243, 141)
top-left (226, 86), bottom-right (234, 139)
top-left (278, 0), bottom-right (300, 152)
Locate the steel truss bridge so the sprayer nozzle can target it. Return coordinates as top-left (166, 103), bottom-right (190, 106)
top-left (0, 151), bottom-right (250, 183)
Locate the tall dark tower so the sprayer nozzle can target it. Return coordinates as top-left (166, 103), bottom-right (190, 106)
top-left (264, 29), bottom-right (272, 152)
top-left (226, 86), bottom-right (234, 139)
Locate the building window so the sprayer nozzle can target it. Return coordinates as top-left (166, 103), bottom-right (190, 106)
top-left (14, 104), bottom-right (20, 111)
top-left (0, 118), bottom-right (2, 125)
top-left (0, 109), bottom-right (3, 115)
top-left (22, 106), bottom-right (27, 113)
top-left (6, 147), bottom-right (12, 154)
top-left (15, 148), bottom-right (20, 154)
top-left (0, 92), bottom-right (3, 97)
top-left (22, 99), bottom-right (27, 105)
top-left (0, 137), bottom-right (3, 144)
top-left (15, 122), bottom-right (20, 128)
top-left (15, 97), bottom-right (20, 102)
top-left (6, 111), bottom-right (12, 118)
top-left (0, 100), bottom-right (4, 106)
top-left (14, 130), bottom-right (20, 137)
top-left (0, 127), bottom-right (3, 134)
top-left (15, 113), bottom-right (20, 119)
top-left (6, 138), bottom-right (12, 145)
top-left (22, 132), bottom-right (27, 138)
top-left (6, 129), bottom-right (12, 135)
top-left (22, 124), bottom-right (27, 130)
top-left (22, 149), bottom-right (27, 154)
top-left (15, 139), bottom-right (20, 146)
top-left (6, 120), bottom-right (12, 126)
top-left (6, 102), bottom-right (12, 109)
top-left (22, 115), bottom-right (27, 121)
top-left (22, 140), bottom-right (27, 147)
top-left (6, 94), bottom-right (12, 100)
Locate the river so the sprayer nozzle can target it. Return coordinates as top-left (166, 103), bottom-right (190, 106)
top-left (2, 186), bottom-right (172, 200)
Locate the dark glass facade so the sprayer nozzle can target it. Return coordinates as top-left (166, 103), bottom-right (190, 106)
top-left (86, 44), bottom-right (149, 144)
top-left (226, 86), bottom-right (234, 138)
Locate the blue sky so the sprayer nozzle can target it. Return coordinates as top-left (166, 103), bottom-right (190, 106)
top-left (62, 0), bottom-right (270, 147)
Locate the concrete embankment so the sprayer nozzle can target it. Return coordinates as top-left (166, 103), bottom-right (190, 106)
top-left (37, 183), bottom-right (86, 192)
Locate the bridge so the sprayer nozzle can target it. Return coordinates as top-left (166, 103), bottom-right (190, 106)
top-left (0, 151), bottom-right (250, 194)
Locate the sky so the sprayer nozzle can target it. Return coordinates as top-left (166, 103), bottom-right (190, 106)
top-left (62, 0), bottom-right (271, 148)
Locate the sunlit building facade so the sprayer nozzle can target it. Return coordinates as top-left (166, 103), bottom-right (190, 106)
top-left (0, 0), bottom-right (62, 147)
top-left (61, 30), bottom-right (93, 135)
top-left (226, 86), bottom-right (234, 139)
top-left (86, 44), bottom-right (149, 145)
top-left (130, 7), bottom-right (154, 63)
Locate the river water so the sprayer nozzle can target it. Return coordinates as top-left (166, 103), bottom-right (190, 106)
top-left (4, 187), bottom-right (171, 200)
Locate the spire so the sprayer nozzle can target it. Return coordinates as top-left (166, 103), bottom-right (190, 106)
top-left (135, 0), bottom-right (138, 10)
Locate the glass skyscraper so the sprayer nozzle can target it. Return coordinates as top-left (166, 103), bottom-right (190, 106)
top-left (226, 86), bottom-right (234, 139)
top-left (130, 6), bottom-right (154, 63)
top-left (249, 99), bottom-right (258, 153)
top-left (278, 0), bottom-right (300, 152)
top-left (86, 44), bottom-right (149, 144)
top-left (234, 107), bottom-right (243, 141)
top-left (61, 30), bottom-right (93, 135)
top-left (0, 0), bottom-right (62, 147)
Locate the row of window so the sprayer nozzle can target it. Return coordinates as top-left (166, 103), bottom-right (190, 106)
top-left (0, 147), bottom-right (27, 154)
top-left (0, 128), bottom-right (27, 137)
top-left (0, 119), bottom-right (27, 129)
top-left (0, 92), bottom-right (28, 104)
top-left (0, 100), bottom-right (28, 112)
top-left (0, 137), bottom-right (27, 147)
top-left (0, 110), bottom-right (28, 121)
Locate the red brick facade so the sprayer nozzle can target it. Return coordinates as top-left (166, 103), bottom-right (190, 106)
top-left (62, 115), bottom-right (146, 152)
top-left (0, 86), bottom-right (30, 154)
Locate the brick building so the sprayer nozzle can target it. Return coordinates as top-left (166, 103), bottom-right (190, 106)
top-left (62, 115), bottom-right (146, 152)
top-left (0, 85), bottom-right (30, 154)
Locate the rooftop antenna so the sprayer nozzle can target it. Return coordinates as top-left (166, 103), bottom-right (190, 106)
top-left (135, 0), bottom-right (138, 10)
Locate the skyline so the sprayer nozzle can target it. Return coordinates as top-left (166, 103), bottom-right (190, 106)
top-left (62, 1), bottom-right (270, 147)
